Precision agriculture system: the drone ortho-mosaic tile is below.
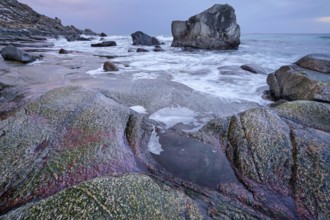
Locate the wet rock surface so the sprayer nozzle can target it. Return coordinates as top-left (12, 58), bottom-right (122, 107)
top-left (154, 131), bottom-right (239, 188)
top-left (171, 4), bottom-right (240, 50)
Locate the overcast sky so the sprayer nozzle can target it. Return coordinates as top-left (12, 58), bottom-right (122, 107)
top-left (20, 0), bottom-right (330, 35)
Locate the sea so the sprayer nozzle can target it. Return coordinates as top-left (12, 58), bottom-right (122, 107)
top-left (47, 33), bottom-right (330, 105)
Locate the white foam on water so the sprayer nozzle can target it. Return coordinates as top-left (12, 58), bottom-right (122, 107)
top-left (129, 105), bottom-right (147, 114)
top-left (27, 60), bottom-right (45, 66)
top-left (132, 72), bottom-right (159, 80)
top-left (147, 127), bottom-right (163, 155)
top-left (149, 107), bottom-right (200, 129)
top-left (48, 34), bottom-right (330, 106)
top-left (86, 65), bottom-right (105, 75)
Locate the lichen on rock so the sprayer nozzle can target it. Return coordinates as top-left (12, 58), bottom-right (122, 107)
top-left (2, 174), bottom-right (203, 220)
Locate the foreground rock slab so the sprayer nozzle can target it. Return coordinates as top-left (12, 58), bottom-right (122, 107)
top-left (195, 100), bottom-right (330, 219)
top-left (0, 86), bottom-right (145, 214)
top-left (171, 4), bottom-right (240, 50)
top-left (2, 174), bottom-right (202, 219)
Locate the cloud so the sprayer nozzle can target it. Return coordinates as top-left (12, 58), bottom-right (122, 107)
top-left (316, 17), bottom-right (330, 23)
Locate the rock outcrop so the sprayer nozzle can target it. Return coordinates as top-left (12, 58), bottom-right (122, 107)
top-left (131, 31), bottom-right (160, 46)
top-left (1, 44), bottom-right (39, 63)
top-left (0, 0), bottom-right (97, 41)
top-left (225, 101), bottom-right (330, 219)
top-left (171, 4), bottom-right (240, 50)
top-left (267, 54), bottom-right (330, 102)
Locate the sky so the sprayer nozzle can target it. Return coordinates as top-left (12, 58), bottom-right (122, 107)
top-left (19, 0), bottom-right (330, 35)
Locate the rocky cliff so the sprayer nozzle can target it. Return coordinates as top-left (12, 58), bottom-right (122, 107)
top-left (0, 0), bottom-right (96, 41)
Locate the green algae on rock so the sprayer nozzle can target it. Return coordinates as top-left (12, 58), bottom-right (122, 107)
top-left (0, 86), bottom-right (143, 214)
top-left (2, 174), bottom-right (203, 220)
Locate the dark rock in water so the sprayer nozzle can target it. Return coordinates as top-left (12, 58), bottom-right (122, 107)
top-left (241, 64), bottom-right (267, 74)
top-left (1, 44), bottom-right (38, 63)
top-left (137, 48), bottom-right (150, 53)
top-left (295, 53), bottom-right (330, 73)
top-left (91, 41), bottom-right (117, 47)
top-left (100, 32), bottom-right (107, 37)
top-left (103, 61), bottom-right (119, 71)
top-left (171, 4), bottom-right (240, 50)
top-left (2, 174), bottom-right (203, 219)
top-left (0, 0), bottom-right (97, 41)
top-left (267, 54), bottom-right (330, 102)
top-left (131, 31), bottom-right (160, 46)
top-left (153, 46), bottom-right (165, 52)
top-left (58, 48), bottom-right (70, 54)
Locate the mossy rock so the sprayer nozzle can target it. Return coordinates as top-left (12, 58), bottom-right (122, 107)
top-left (290, 126), bottom-right (330, 219)
top-left (274, 100), bottom-right (330, 132)
top-left (2, 174), bottom-right (203, 219)
top-left (0, 86), bottom-right (141, 214)
top-left (228, 107), bottom-right (292, 190)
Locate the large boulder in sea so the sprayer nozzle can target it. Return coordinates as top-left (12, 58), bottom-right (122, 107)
top-left (171, 4), bottom-right (240, 50)
top-left (0, 86), bottom-right (150, 214)
top-left (131, 31), bottom-right (160, 46)
top-left (1, 44), bottom-right (38, 63)
top-left (267, 53), bottom-right (330, 102)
